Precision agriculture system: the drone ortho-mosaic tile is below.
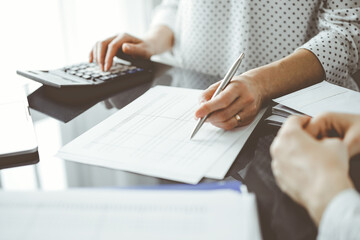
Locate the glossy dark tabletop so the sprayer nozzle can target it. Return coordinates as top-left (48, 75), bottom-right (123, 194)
top-left (27, 61), bottom-right (360, 240)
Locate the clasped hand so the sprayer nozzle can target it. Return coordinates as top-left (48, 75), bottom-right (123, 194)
top-left (270, 113), bottom-right (360, 225)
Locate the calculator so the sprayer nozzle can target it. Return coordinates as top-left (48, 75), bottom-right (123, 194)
top-left (17, 51), bottom-right (153, 88)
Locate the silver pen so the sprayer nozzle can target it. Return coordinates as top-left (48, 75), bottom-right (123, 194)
top-left (190, 53), bottom-right (245, 139)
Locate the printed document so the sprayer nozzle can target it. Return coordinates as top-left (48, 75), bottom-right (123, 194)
top-left (0, 189), bottom-right (262, 240)
top-left (58, 86), bottom-right (265, 184)
top-left (274, 81), bottom-right (360, 116)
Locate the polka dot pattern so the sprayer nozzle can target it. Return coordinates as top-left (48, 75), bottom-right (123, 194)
top-left (152, 0), bottom-right (360, 90)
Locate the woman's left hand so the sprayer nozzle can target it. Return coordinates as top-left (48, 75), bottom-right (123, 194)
top-left (195, 74), bottom-right (263, 130)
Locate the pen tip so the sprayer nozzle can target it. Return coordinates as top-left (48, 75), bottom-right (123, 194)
top-left (190, 131), bottom-right (197, 140)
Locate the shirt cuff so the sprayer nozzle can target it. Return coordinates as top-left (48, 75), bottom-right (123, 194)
top-left (317, 188), bottom-right (360, 240)
top-left (299, 30), bottom-right (353, 85)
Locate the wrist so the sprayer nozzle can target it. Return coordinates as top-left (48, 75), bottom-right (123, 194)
top-left (303, 174), bottom-right (353, 226)
top-left (144, 25), bottom-right (174, 55)
top-left (241, 64), bottom-right (276, 104)
top-left (142, 37), bottom-right (158, 56)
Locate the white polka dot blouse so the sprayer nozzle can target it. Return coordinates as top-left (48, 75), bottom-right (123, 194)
top-left (151, 0), bottom-right (360, 90)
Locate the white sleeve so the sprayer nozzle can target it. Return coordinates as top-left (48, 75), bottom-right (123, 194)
top-left (299, 1), bottom-right (360, 88)
top-left (150, 0), bottom-right (179, 34)
top-left (317, 189), bottom-right (360, 240)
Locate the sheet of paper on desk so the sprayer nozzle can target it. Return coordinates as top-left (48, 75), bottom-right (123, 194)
top-left (274, 81), bottom-right (360, 116)
top-left (0, 189), bottom-right (261, 240)
top-left (58, 86), bottom-right (265, 184)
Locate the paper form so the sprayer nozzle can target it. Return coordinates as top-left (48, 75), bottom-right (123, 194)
top-left (205, 108), bottom-right (266, 179)
top-left (0, 189), bottom-right (262, 240)
top-left (58, 86), bottom-right (265, 184)
top-left (274, 81), bottom-right (360, 116)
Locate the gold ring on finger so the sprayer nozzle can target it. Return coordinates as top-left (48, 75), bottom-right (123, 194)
top-left (234, 114), bottom-right (241, 125)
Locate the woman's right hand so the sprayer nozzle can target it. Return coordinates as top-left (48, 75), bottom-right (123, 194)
top-left (89, 33), bottom-right (155, 71)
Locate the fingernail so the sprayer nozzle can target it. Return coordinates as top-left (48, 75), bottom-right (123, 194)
top-left (123, 43), bottom-right (130, 50)
top-left (104, 63), bottom-right (109, 71)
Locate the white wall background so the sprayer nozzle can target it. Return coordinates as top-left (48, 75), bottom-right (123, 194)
top-left (0, 0), bottom-right (162, 190)
top-left (0, 0), bottom-right (160, 85)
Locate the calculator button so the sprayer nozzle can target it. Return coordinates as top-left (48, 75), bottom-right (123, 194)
top-left (99, 76), bottom-right (110, 81)
top-left (91, 74), bottom-right (101, 78)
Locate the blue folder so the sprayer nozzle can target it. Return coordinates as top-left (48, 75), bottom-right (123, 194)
top-left (125, 181), bottom-right (243, 193)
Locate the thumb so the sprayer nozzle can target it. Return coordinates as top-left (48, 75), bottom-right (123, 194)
top-left (122, 43), bottom-right (151, 59)
top-left (198, 81), bottom-right (221, 104)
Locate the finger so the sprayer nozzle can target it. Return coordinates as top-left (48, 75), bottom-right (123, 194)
top-left (236, 106), bottom-right (258, 127)
top-left (104, 34), bottom-right (141, 71)
top-left (195, 83), bottom-right (239, 118)
top-left (211, 114), bottom-right (240, 130)
top-left (96, 42), bottom-right (101, 69)
top-left (93, 45), bottom-right (98, 64)
top-left (305, 113), bottom-right (334, 138)
top-left (206, 97), bottom-right (240, 123)
top-left (279, 115), bottom-right (311, 135)
top-left (306, 112), bottom-right (346, 139)
top-left (89, 48), bottom-right (94, 63)
top-left (305, 118), bottom-right (326, 139)
top-left (122, 43), bottom-right (151, 59)
top-left (198, 82), bottom-right (221, 104)
top-left (96, 41), bottom-right (108, 71)
top-left (104, 36), bottom-right (124, 71)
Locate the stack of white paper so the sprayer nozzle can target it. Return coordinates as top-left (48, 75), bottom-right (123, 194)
top-left (58, 86), bottom-right (265, 184)
top-left (0, 189), bottom-right (262, 240)
top-left (274, 81), bottom-right (360, 116)
top-left (265, 104), bottom-right (303, 127)
top-left (266, 81), bottom-right (360, 126)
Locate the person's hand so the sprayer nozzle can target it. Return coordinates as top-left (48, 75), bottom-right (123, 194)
top-left (89, 33), bottom-right (155, 71)
top-left (305, 113), bottom-right (360, 158)
top-left (194, 74), bottom-right (263, 130)
top-left (270, 116), bottom-right (354, 226)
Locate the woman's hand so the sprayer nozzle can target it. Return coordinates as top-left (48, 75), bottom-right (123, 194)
top-left (89, 26), bottom-right (174, 72)
top-left (89, 33), bottom-right (155, 71)
top-left (194, 74), bottom-right (264, 130)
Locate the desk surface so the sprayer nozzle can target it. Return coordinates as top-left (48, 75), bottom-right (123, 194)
top-left (22, 62), bottom-right (359, 240)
